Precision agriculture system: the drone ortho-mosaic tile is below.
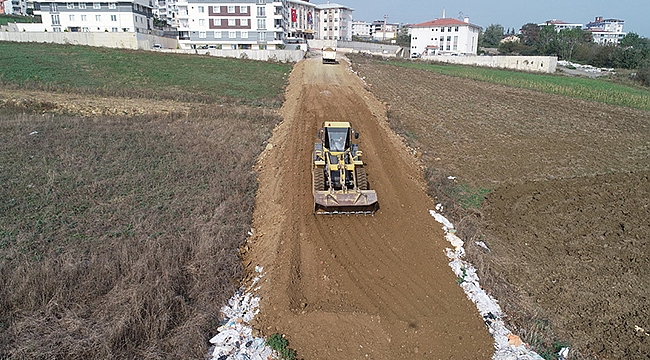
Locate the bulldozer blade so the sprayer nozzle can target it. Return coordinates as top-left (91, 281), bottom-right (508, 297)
top-left (314, 190), bottom-right (378, 215)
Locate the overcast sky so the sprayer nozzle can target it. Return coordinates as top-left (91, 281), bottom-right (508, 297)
top-left (336, 0), bottom-right (650, 37)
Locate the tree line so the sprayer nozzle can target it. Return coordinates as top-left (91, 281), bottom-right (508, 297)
top-left (480, 23), bottom-right (650, 86)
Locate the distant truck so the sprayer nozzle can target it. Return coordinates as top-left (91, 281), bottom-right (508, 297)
top-left (322, 47), bottom-right (337, 64)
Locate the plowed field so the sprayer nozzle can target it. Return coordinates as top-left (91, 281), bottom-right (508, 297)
top-left (350, 57), bottom-right (650, 359)
top-left (244, 57), bottom-right (494, 359)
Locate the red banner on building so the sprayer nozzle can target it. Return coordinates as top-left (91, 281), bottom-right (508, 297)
top-left (291, 8), bottom-right (297, 23)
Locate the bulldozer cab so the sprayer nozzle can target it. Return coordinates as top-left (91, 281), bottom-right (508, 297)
top-left (325, 127), bottom-right (349, 152)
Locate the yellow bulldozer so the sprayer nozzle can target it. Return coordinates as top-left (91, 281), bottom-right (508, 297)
top-left (312, 122), bottom-right (378, 215)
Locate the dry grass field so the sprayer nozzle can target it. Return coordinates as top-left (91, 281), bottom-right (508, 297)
top-left (350, 55), bottom-right (650, 359)
top-left (0, 42), bottom-right (289, 359)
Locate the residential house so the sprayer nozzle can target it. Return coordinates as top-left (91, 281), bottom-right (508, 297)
top-left (316, 2), bottom-right (352, 41)
top-left (409, 17), bottom-right (480, 56)
top-left (33, 0), bottom-right (153, 33)
top-left (585, 16), bottom-right (626, 45)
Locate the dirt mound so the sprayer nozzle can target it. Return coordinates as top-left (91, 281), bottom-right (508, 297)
top-left (243, 58), bottom-right (493, 359)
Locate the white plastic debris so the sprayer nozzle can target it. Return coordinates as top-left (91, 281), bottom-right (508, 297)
top-left (29, 131), bottom-right (38, 135)
top-left (558, 347), bottom-right (570, 359)
top-left (208, 271), bottom-right (276, 360)
top-left (430, 207), bottom-right (544, 360)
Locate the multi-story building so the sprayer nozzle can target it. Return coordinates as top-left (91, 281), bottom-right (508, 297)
top-left (33, 0), bottom-right (153, 33)
top-left (285, 0), bottom-right (317, 41)
top-left (152, 0), bottom-right (177, 26)
top-left (2, 0), bottom-right (28, 15)
top-left (351, 19), bottom-right (370, 40)
top-left (409, 17), bottom-right (481, 56)
top-left (537, 19), bottom-right (583, 31)
top-left (316, 2), bottom-right (352, 41)
top-left (585, 16), bottom-right (626, 45)
top-left (370, 19), bottom-right (398, 41)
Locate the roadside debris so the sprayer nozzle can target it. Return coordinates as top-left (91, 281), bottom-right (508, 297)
top-left (429, 208), bottom-right (549, 360)
top-left (208, 267), bottom-right (277, 360)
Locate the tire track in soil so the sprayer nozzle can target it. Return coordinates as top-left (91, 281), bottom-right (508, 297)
top-left (244, 58), bottom-right (493, 359)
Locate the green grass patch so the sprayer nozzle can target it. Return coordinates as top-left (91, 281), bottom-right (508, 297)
top-left (0, 15), bottom-right (37, 26)
top-left (393, 61), bottom-right (650, 111)
top-left (0, 41), bottom-right (291, 106)
top-left (266, 333), bottom-right (296, 360)
top-left (448, 183), bottom-right (491, 210)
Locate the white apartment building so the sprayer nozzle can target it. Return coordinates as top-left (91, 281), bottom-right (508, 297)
top-left (410, 17), bottom-right (480, 56)
top-left (285, 0), bottom-right (318, 41)
top-left (537, 19), bottom-right (583, 31)
top-left (152, 0), bottom-right (177, 26)
top-left (175, 0), bottom-right (320, 50)
top-left (585, 16), bottom-right (626, 45)
top-left (316, 2), bottom-right (352, 41)
top-left (33, 0), bottom-right (153, 33)
top-left (2, 0), bottom-right (28, 14)
top-left (351, 19), bottom-right (370, 39)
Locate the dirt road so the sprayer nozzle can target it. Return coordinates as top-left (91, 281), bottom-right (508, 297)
top-left (244, 57), bottom-right (493, 359)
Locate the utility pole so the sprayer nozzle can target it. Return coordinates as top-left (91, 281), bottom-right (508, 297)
top-left (383, 14), bottom-right (388, 41)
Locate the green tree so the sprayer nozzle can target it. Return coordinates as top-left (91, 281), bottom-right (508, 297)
top-left (396, 25), bottom-right (411, 47)
top-left (557, 28), bottom-right (590, 61)
top-left (520, 23), bottom-right (541, 47)
top-left (537, 25), bottom-right (558, 55)
top-left (620, 32), bottom-right (642, 48)
top-left (481, 24), bottom-right (505, 47)
top-left (636, 58), bottom-right (650, 86)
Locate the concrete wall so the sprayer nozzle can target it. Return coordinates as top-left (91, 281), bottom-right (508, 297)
top-left (421, 55), bottom-right (558, 73)
top-left (0, 31), bottom-right (303, 62)
top-left (0, 30), bottom-right (178, 50)
top-left (307, 39), bottom-right (402, 57)
top-left (183, 48), bottom-right (304, 62)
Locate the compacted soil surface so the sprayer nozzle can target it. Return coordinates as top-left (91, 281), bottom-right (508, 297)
top-left (243, 57), bottom-right (494, 359)
top-left (351, 57), bottom-right (650, 359)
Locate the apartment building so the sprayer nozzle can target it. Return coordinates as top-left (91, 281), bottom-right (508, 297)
top-left (585, 16), bottom-right (626, 45)
top-left (33, 0), bottom-right (153, 33)
top-left (317, 2), bottom-right (352, 41)
top-left (351, 19), bottom-right (370, 39)
top-left (410, 17), bottom-right (480, 56)
top-left (152, 0), bottom-right (177, 26)
top-left (2, 0), bottom-right (27, 14)
top-left (537, 19), bottom-right (583, 31)
top-left (285, 0), bottom-right (317, 41)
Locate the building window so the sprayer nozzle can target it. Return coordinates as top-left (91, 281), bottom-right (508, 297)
top-left (455, 26), bottom-right (459, 31)
top-left (95, 15), bottom-right (101, 21)
top-left (67, 3), bottom-right (74, 9)
top-left (93, 3), bottom-right (100, 9)
top-left (199, 19), bottom-right (205, 26)
top-left (227, 5), bottom-right (235, 13)
top-left (229, 31), bottom-right (236, 38)
top-left (241, 19), bottom-right (248, 26)
top-left (112, 27), bottom-right (117, 32)
top-left (108, 2), bottom-right (116, 9)
top-left (440, 27), bottom-right (444, 32)
top-left (215, 31), bottom-right (221, 38)
top-left (228, 19), bottom-right (235, 26)
top-left (78, 3), bottom-right (86, 9)
top-left (241, 31), bottom-right (248, 38)
top-left (199, 31), bottom-right (206, 38)
top-left (51, 14), bottom-right (60, 25)
top-left (257, 6), bottom-right (265, 16)
top-left (257, 0), bottom-right (264, 4)
top-left (82, 27), bottom-right (89, 31)
top-left (111, 15), bottom-right (117, 21)
top-left (51, 3), bottom-right (58, 11)
top-left (258, 31), bottom-right (266, 41)
top-left (69, 14), bottom-right (75, 21)
top-left (81, 15), bottom-right (86, 21)
top-left (198, 6), bottom-right (204, 13)
top-left (257, 18), bottom-right (266, 29)
top-left (53, 27), bottom-right (61, 32)
top-left (240, 6), bottom-right (246, 13)
top-left (212, 6), bottom-right (220, 13)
